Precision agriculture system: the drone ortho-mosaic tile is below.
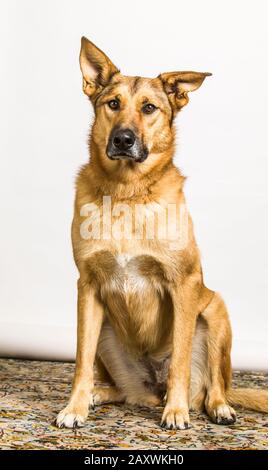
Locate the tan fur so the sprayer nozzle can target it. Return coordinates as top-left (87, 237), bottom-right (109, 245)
top-left (56, 37), bottom-right (268, 429)
top-left (226, 389), bottom-right (268, 412)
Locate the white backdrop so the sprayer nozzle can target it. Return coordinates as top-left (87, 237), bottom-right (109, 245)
top-left (0, 0), bottom-right (267, 369)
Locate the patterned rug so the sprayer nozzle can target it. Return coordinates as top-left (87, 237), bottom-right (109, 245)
top-left (0, 358), bottom-right (267, 450)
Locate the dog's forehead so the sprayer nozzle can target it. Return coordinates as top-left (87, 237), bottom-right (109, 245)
top-left (110, 74), bottom-right (164, 97)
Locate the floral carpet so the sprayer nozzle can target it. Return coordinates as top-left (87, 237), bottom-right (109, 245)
top-left (0, 358), bottom-right (267, 450)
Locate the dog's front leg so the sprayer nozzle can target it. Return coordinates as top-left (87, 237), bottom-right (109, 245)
top-left (56, 280), bottom-right (104, 428)
top-left (161, 283), bottom-right (197, 430)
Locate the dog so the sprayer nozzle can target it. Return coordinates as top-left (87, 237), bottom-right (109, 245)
top-left (56, 37), bottom-right (268, 429)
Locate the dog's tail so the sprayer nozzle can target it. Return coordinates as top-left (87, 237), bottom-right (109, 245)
top-left (226, 388), bottom-right (268, 413)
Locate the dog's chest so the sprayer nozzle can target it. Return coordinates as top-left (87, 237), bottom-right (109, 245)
top-left (99, 252), bottom-right (164, 298)
top-left (116, 253), bottom-right (133, 268)
top-left (115, 253), bottom-right (143, 291)
top-left (97, 251), bottom-right (170, 351)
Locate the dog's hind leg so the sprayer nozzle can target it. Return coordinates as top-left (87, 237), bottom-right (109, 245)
top-left (201, 292), bottom-right (236, 425)
top-left (95, 355), bottom-right (114, 384)
top-left (93, 385), bottom-right (125, 405)
top-left (94, 356), bottom-right (125, 405)
top-left (97, 320), bottom-right (161, 407)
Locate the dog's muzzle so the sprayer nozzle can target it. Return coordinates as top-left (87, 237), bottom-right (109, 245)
top-left (106, 128), bottom-right (148, 163)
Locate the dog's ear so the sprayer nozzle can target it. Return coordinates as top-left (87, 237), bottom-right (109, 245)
top-left (159, 71), bottom-right (212, 111)
top-left (80, 37), bottom-right (119, 99)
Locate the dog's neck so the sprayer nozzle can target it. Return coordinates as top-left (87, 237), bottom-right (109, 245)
top-left (87, 141), bottom-right (185, 202)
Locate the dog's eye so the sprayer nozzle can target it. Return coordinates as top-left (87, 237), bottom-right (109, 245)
top-left (108, 99), bottom-right (120, 110)
top-left (142, 103), bottom-right (157, 114)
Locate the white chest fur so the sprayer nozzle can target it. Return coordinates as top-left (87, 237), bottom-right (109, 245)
top-left (116, 253), bottom-right (133, 268)
top-left (115, 253), bottom-right (149, 293)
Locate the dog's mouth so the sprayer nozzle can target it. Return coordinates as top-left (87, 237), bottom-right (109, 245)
top-left (106, 149), bottom-right (148, 163)
top-left (107, 150), bottom-right (135, 160)
top-left (106, 128), bottom-right (149, 163)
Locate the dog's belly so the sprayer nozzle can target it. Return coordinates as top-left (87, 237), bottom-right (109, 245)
top-left (94, 251), bottom-right (173, 353)
top-left (140, 318), bottom-right (208, 400)
top-left (98, 315), bottom-right (208, 404)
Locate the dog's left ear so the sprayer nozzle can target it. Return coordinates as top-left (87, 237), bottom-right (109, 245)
top-left (80, 37), bottom-right (119, 99)
top-left (159, 71), bottom-right (212, 111)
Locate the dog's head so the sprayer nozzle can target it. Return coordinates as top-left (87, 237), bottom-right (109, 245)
top-left (80, 37), bottom-right (211, 172)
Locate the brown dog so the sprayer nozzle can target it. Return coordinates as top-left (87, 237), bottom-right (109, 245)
top-left (56, 37), bottom-right (268, 429)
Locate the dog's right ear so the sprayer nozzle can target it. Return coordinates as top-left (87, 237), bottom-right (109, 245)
top-left (79, 37), bottom-right (119, 99)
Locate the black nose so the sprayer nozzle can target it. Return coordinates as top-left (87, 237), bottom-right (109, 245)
top-left (112, 129), bottom-right (135, 151)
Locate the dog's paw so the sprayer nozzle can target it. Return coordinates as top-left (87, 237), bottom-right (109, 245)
top-left (93, 386), bottom-right (125, 405)
top-left (140, 395), bottom-right (162, 408)
top-left (126, 393), bottom-right (161, 408)
top-left (55, 395), bottom-right (94, 429)
top-left (56, 408), bottom-right (88, 428)
top-left (161, 406), bottom-right (190, 430)
top-left (211, 404), bottom-right (236, 425)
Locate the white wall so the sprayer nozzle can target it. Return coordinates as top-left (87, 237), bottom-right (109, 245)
top-left (0, 0), bottom-right (267, 369)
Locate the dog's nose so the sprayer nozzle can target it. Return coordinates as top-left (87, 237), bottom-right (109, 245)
top-left (112, 129), bottom-right (135, 151)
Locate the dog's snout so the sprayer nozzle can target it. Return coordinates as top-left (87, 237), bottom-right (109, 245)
top-left (107, 127), bottom-right (148, 162)
top-left (112, 129), bottom-right (135, 151)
